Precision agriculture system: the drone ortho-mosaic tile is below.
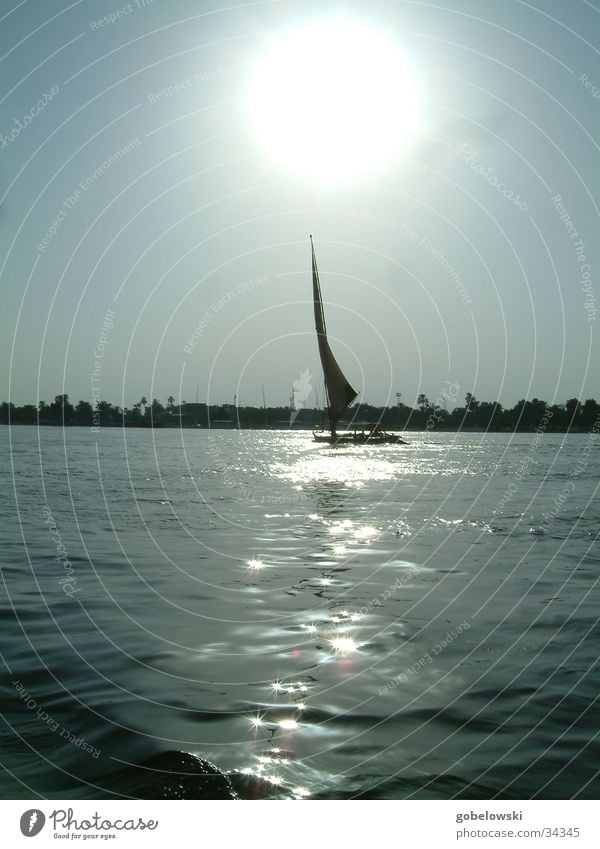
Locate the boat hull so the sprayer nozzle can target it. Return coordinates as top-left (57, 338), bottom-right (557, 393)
top-left (313, 431), bottom-right (408, 445)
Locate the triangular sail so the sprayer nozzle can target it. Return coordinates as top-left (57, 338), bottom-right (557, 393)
top-left (311, 236), bottom-right (358, 433)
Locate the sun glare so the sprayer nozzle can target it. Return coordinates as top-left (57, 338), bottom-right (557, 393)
top-left (248, 17), bottom-right (421, 180)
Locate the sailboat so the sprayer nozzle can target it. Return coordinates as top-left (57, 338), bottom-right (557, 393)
top-left (310, 236), bottom-right (407, 445)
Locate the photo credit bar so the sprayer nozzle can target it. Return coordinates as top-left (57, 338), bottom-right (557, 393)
top-left (0, 800), bottom-right (597, 846)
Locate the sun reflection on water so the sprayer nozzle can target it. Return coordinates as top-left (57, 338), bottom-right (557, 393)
top-left (239, 589), bottom-right (375, 795)
top-left (231, 438), bottom-right (420, 798)
top-left (270, 448), bottom-right (401, 486)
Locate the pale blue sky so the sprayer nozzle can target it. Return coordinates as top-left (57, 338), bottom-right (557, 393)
top-left (1, 0), bottom-right (599, 409)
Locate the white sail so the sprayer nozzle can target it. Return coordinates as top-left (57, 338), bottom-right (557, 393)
top-left (311, 236), bottom-right (358, 433)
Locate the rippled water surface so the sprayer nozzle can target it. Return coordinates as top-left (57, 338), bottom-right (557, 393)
top-left (1, 427), bottom-right (598, 799)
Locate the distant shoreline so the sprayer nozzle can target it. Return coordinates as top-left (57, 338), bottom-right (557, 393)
top-left (1, 422), bottom-right (597, 435)
top-left (2, 395), bottom-right (599, 435)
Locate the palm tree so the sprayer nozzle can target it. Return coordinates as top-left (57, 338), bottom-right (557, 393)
top-left (465, 392), bottom-right (478, 413)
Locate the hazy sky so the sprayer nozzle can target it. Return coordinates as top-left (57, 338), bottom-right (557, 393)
top-left (2, 0), bottom-right (599, 409)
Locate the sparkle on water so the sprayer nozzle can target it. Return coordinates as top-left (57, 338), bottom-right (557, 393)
top-left (353, 526), bottom-right (378, 540)
top-left (293, 787), bottom-right (311, 798)
top-left (329, 635), bottom-right (360, 655)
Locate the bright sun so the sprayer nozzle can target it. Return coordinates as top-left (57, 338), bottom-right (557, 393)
top-left (247, 17), bottom-right (421, 181)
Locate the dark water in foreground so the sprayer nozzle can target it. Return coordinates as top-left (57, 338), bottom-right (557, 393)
top-left (1, 426), bottom-right (598, 799)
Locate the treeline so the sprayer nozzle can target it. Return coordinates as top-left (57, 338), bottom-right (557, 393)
top-left (1, 393), bottom-right (599, 432)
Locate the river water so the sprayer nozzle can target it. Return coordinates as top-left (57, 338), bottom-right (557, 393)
top-left (1, 426), bottom-right (598, 799)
